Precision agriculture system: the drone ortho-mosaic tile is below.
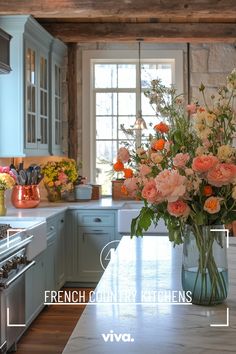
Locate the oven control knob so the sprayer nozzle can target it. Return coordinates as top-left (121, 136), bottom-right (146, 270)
top-left (20, 255), bottom-right (27, 264)
top-left (0, 268), bottom-right (4, 278)
top-left (12, 257), bottom-right (18, 268)
top-left (2, 266), bottom-right (9, 278)
top-left (5, 260), bottom-right (13, 271)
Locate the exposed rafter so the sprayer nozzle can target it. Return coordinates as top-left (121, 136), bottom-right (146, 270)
top-left (42, 22), bottom-right (236, 43)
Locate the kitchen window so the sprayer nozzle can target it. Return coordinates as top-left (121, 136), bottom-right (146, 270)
top-left (82, 50), bottom-right (183, 196)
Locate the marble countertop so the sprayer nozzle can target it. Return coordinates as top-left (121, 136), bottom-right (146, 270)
top-left (62, 236), bottom-right (236, 354)
top-left (1, 198), bottom-right (131, 219)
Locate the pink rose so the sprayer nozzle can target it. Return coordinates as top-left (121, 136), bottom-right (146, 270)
top-left (173, 153), bottom-right (190, 168)
top-left (58, 172), bottom-right (68, 183)
top-left (0, 166), bottom-right (10, 173)
top-left (186, 104), bottom-right (197, 114)
top-left (139, 164), bottom-right (152, 177)
top-left (167, 200), bottom-right (190, 218)
top-left (207, 163), bottom-right (236, 187)
top-left (155, 170), bottom-right (187, 202)
top-left (192, 155), bottom-right (219, 173)
top-left (141, 179), bottom-right (163, 204)
top-left (117, 147), bottom-right (130, 163)
top-left (124, 177), bottom-right (138, 197)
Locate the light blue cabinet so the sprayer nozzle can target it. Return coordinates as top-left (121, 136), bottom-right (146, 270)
top-left (55, 213), bottom-right (66, 289)
top-left (66, 210), bottom-right (118, 284)
top-left (78, 226), bottom-right (115, 282)
top-left (25, 251), bottom-right (45, 325)
top-left (45, 226), bottom-right (57, 292)
top-left (45, 212), bottom-right (66, 292)
top-left (25, 211), bottom-right (66, 326)
top-left (0, 15), bottom-right (66, 157)
top-left (50, 39), bottom-right (67, 155)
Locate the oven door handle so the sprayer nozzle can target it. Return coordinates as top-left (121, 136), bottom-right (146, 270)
top-left (3, 260), bottom-right (36, 288)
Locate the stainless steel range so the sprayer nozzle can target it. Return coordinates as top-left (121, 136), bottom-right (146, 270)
top-left (0, 224), bottom-right (35, 354)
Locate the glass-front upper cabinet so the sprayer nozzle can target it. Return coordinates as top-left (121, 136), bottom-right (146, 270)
top-left (50, 39), bottom-right (67, 155)
top-left (25, 41), bottom-right (49, 152)
top-left (0, 15), bottom-right (66, 157)
top-left (39, 55), bottom-right (48, 147)
top-left (26, 47), bottom-right (37, 146)
top-left (54, 64), bottom-right (61, 146)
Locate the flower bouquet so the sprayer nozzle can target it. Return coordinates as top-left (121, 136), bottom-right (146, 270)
top-left (0, 166), bottom-right (16, 215)
top-left (42, 159), bottom-right (78, 202)
top-left (117, 70), bottom-right (236, 305)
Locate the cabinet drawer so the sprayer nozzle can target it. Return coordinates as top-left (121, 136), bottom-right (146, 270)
top-left (77, 212), bottom-right (115, 227)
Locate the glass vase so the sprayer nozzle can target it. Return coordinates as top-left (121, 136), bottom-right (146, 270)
top-left (0, 189), bottom-right (7, 216)
top-left (181, 225), bottom-right (228, 305)
top-left (45, 185), bottom-right (61, 202)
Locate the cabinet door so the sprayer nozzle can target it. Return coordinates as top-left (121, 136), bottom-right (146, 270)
top-left (55, 214), bottom-right (66, 289)
top-left (38, 50), bottom-right (49, 150)
top-left (65, 211), bottom-right (78, 282)
top-left (51, 62), bottom-right (63, 154)
top-left (25, 44), bottom-right (37, 149)
top-left (25, 252), bottom-right (45, 324)
top-left (78, 227), bottom-right (115, 283)
top-left (25, 41), bottom-right (49, 152)
top-left (45, 232), bottom-right (56, 292)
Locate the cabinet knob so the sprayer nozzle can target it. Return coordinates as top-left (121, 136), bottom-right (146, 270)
top-left (61, 219), bottom-right (64, 223)
top-left (50, 226), bottom-right (55, 230)
top-left (94, 218), bottom-right (102, 223)
top-left (37, 138), bottom-right (41, 142)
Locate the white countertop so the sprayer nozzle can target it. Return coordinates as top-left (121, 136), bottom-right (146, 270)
top-left (62, 236), bottom-right (236, 354)
top-left (1, 198), bottom-right (128, 220)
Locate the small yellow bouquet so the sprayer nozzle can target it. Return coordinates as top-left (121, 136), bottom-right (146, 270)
top-left (42, 159), bottom-right (78, 201)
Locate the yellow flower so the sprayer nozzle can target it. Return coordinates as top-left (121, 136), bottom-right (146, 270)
top-left (217, 145), bottom-right (235, 162)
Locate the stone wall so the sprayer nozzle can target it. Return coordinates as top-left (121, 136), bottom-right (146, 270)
top-left (190, 43), bottom-right (236, 104)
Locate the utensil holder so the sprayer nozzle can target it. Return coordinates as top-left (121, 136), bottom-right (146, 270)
top-left (11, 185), bottom-right (40, 208)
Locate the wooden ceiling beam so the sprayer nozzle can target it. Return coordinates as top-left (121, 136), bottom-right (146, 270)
top-left (42, 22), bottom-right (236, 43)
top-left (0, 0), bottom-right (236, 21)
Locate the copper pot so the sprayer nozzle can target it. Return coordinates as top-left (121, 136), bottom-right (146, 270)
top-left (11, 185), bottom-right (40, 209)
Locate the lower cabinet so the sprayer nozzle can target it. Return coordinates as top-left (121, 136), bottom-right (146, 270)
top-left (25, 212), bottom-right (66, 325)
top-left (25, 252), bottom-right (45, 325)
top-left (44, 231), bottom-right (56, 292)
top-left (66, 210), bottom-right (118, 284)
top-left (45, 212), bottom-right (66, 292)
top-left (78, 226), bottom-right (115, 282)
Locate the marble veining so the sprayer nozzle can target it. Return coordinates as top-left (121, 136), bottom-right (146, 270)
top-left (62, 236), bottom-right (236, 354)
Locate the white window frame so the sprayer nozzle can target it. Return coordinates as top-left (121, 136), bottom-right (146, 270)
top-left (82, 49), bottom-right (183, 184)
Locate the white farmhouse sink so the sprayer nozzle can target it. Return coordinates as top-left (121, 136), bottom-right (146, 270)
top-left (118, 202), bottom-right (168, 235)
top-left (0, 217), bottom-right (47, 260)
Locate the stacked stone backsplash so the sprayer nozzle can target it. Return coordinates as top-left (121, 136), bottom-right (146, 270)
top-left (190, 43), bottom-right (236, 104)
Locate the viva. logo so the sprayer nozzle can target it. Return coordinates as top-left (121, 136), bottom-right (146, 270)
top-left (101, 330), bottom-right (134, 342)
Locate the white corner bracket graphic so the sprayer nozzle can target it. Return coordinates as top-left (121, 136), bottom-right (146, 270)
top-left (7, 307), bottom-right (26, 328)
top-left (210, 307), bottom-right (229, 327)
top-left (210, 228), bottom-right (229, 248)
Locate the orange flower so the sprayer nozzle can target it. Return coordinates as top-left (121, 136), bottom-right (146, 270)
top-left (123, 168), bottom-right (133, 178)
top-left (154, 122), bottom-right (169, 133)
top-left (199, 107), bottom-right (205, 112)
top-left (203, 185), bottom-right (213, 197)
top-left (152, 139), bottom-right (165, 151)
top-left (203, 197), bottom-right (221, 214)
top-left (121, 184), bottom-right (128, 195)
top-left (113, 160), bottom-right (124, 172)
